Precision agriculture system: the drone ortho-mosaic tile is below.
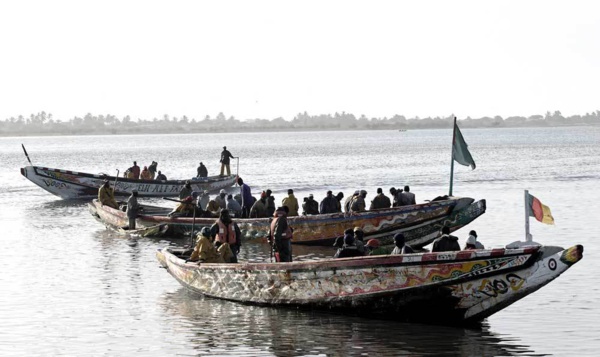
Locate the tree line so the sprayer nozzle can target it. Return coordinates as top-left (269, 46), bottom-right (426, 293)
top-left (1, 110), bottom-right (599, 136)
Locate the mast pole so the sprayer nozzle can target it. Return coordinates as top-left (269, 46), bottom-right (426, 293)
top-left (449, 117), bottom-right (457, 196)
top-left (525, 189), bottom-right (531, 242)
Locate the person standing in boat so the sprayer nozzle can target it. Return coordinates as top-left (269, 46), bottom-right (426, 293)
top-left (179, 181), bottom-right (193, 200)
top-left (226, 194), bottom-right (242, 217)
top-left (431, 226), bottom-right (460, 252)
top-left (210, 209), bottom-right (241, 263)
top-left (399, 185), bottom-right (416, 206)
top-left (269, 206), bottom-right (293, 262)
top-left (250, 191), bottom-right (269, 218)
top-left (126, 190), bottom-right (140, 230)
top-left (155, 171), bottom-right (167, 180)
top-left (282, 189), bottom-right (299, 216)
top-left (265, 189), bottom-right (276, 217)
top-left (389, 187), bottom-right (403, 207)
top-left (464, 230), bottom-right (485, 250)
top-left (369, 188), bottom-right (391, 210)
top-left (140, 166), bottom-right (152, 180)
top-left (237, 177), bottom-right (253, 218)
top-left (335, 192), bottom-right (344, 212)
top-left (350, 190), bottom-right (367, 212)
top-left (129, 161), bottom-right (141, 179)
top-left (148, 161), bottom-right (158, 179)
top-left (219, 146), bottom-right (234, 176)
top-left (390, 233), bottom-right (414, 255)
top-left (319, 191), bottom-right (338, 214)
top-left (344, 191), bottom-right (359, 212)
top-left (197, 162), bottom-right (208, 178)
top-left (302, 194), bottom-right (319, 215)
top-left (98, 180), bottom-right (119, 209)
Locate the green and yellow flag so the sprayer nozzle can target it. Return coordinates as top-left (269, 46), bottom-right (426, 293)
top-left (527, 193), bottom-right (554, 225)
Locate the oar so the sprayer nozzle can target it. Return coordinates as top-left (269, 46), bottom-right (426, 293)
top-left (114, 169), bottom-right (119, 191)
top-left (21, 144), bottom-right (33, 166)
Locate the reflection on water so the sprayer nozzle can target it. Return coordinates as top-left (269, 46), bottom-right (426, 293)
top-left (161, 288), bottom-right (537, 357)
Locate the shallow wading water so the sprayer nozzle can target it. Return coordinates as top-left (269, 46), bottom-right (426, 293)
top-left (1, 127), bottom-right (599, 356)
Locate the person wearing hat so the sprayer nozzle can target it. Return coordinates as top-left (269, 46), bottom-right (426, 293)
top-left (250, 191), bottom-right (269, 218)
top-left (179, 180), bottom-right (193, 200)
top-left (268, 206), bottom-right (294, 262)
top-left (344, 190), bottom-right (359, 212)
top-left (431, 226), bottom-right (460, 252)
top-left (265, 189), bottom-right (276, 217)
top-left (464, 230), bottom-right (484, 250)
top-left (126, 190), bottom-right (140, 229)
top-left (215, 189), bottom-right (227, 210)
top-left (188, 227), bottom-right (228, 263)
top-left (391, 233), bottom-right (414, 255)
top-left (209, 209), bottom-right (241, 263)
top-left (282, 189), bottom-right (299, 216)
top-left (197, 162), bottom-right (208, 178)
top-left (370, 187), bottom-right (391, 210)
top-left (219, 146), bottom-right (234, 176)
top-left (350, 190), bottom-right (368, 212)
top-left (302, 194), bottom-right (319, 215)
top-left (333, 231), bottom-right (363, 258)
top-left (319, 190), bottom-right (338, 214)
top-left (155, 170), bottom-right (167, 181)
top-left (98, 180), bottom-right (119, 209)
top-left (366, 239), bottom-right (388, 256)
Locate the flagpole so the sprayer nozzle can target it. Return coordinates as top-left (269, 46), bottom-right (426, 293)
top-left (449, 117), bottom-right (457, 196)
top-left (524, 189), bottom-right (531, 242)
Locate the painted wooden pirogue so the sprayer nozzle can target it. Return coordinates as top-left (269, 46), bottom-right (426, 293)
top-left (20, 165), bottom-right (237, 199)
top-left (156, 244), bottom-right (583, 324)
top-left (89, 196), bottom-right (486, 247)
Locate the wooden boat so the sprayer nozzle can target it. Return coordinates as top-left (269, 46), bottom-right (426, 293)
top-left (20, 165), bottom-right (237, 199)
top-left (156, 243), bottom-right (583, 324)
top-left (88, 196), bottom-right (486, 247)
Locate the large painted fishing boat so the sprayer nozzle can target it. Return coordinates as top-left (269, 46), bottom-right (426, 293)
top-left (20, 165), bottom-right (237, 199)
top-left (156, 243), bottom-right (583, 324)
top-left (88, 196), bottom-right (486, 247)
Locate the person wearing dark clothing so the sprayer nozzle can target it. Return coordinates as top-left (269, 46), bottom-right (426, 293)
top-left (350, 190), bottom-right (367, 212)
top-left (269, 207), bottom-right (293, 262)
top-left (399, 185), bottom-right (416, 206)
top-left (390, 233), bottom-right (414, 254)
top-left (155, 171), bottom-right (167, 180)
top-left (220, 146), bottom-right (234, 176)
top-left (302, 194), bottom-right (319, 215)
top-left (197, 162), bottom-right (208, 178)
top-left (265, 189), bottom-right (276, 217)
top-left (345, 191), bottom-right (359, 212)
top-left (210, 209), bottom-right (242, 263)
top-left (148, 161), bottom-right (158, 179)
top-left (335, 192), bottom-right (344, 212)
top-left (431, 226), bottom-right (460, 252)
top-left (353, 226), bottom-right (366, 255)
top-left (126, 191), bottom-right (140, 229)
top-left (390, 187), bottom-right (403, 207)
top-left (237, 177), bottom-right (252, 218)
top-left (250, 192), bottom-right (269, 218)
top-left (129, 161), bottom-right (141, 179)
top-left (179, 180), bottom-right (193, 200)
top-left (370, 188), bottom-right (391, 210)
top-left (333, 233), bottom-right (363, 258)
top-left (320, 191), bottom-right (338, 214)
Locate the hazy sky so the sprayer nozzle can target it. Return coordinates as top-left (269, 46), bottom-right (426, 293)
top-left (1, 1), bottom-right (599, 121)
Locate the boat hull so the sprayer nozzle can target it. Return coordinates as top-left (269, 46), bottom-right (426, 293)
top-left (21, 165), bottom-right (236, 199)
top-left (156, 244), bottom-right (583, 324)
top-left (89, 197), bottom-right (486, 247)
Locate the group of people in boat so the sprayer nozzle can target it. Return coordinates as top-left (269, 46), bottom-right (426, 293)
top-left (123, 161), bottom-right (166, 180)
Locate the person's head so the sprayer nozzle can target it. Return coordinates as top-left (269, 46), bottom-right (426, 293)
top-left (333, 236), bottom-right (344, 249)
top-left (394, 233), bottom-right (405, 248)
top-left (237, 177), bottom-right (244, 185)
top-left (223, 146), bottom-right (227, 150)
top-left (442, 226), bottom-right (450, 235)
top-left (282, 205), bottom-right (289, 214)
top-left (303, 197), bottom-right (308, 202)
top-left (465, 235), bottom-right (477, 248)
top-left (103, 180), bottom-right (109, 187)
top-left (200, 226), bottom-right (211, 239)
top-left (336, 192), bottom-right (344, 200)
top-left (185, 180), bottom-right (191, 187)
top-left (227, 194), bottom-right (233, 200)
top-left (219, 189), bottom-right (226, 197)
top-left (288, 189), bottom-right (294, 195)
top-left (390, 187), bottom-right (396, 194)
top-left (404, 185), bottom-right (410, 192)
top-left (366, 239), bottom-right (380, 249)
top-left (360, 190), bottom-right (367, 197)
top-left (261, 191), bottom-right (266, 199)
top-left (353, 227), bottom-right (364, 241)
top-left (192, 191), bottom-right (199, 199)
top-left (308, 194), bottom-right (314, 200)
top-left (199, 162), bottom-right (203, 165)
top-left (143, 166), bottom-right (147, 170)
top-left (158, 170), bottom-right (162, 174)
top-left (377, 188), bottom-right (382, 194)
top-left (469, 230), bottom-right (477, 238)
top-left (132, 190), bottom-right (138, 197)
top-left (134, 161), bottom-right (137, 165)
top-left (344, 228), bottom-right (354, 236)
top-left (220, 209), bottom-right (231, 223)
top-left (327, 190), bottom-right (332, 197)
top-left (275, 206), bottom-right (286, 217)
top-left (353, 190), bottom-right (359, 196)
top-left (266, 189), bottom-right (272, 197)
top-left (344, 233), bottom-right (355, 246)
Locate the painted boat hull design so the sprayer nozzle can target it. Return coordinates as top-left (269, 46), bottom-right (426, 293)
top-left (89, 197), bottom-right (486, 247)
top-left (20, 165), bottom-right (237, 199)
top-left (156, 244), bottom-right (583, 324)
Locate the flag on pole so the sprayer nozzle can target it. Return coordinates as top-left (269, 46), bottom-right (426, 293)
top-left (452, 122), bottom-right (476, 170)
top-left (527, 193), bottom-right (555, 225)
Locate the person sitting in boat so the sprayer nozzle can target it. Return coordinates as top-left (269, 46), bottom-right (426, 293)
top-left (98, 180), bottom-right (119, 209)
top-left (197, 162), bottom-right (208, 178)
top-left (140, 166), bottom-right (152, 180)
top-left (399, 185), bottom-right (416, 206)
top-left (187, 227), bottom-right (229, 264)
top-left (126, 190), bottom-right (140, 230)
top-left (335, 192), bottom-right (344, 212)
top-left (169, 196), bottom-right (195, 217)
top-left (148, 161), bottom-right (158, 179)
top-left (199, 190), bottom-right (210, 210)
top-left (302, 194), bottom-right (319, 215)
top-left (269, 206), bottom-right (294, 262)
top-left (431, 226), bottom-right (460, 252)
top-left (390, 233), bottom-right (414, 255)
top-left (205, 199), bottom-right (221, 217)
top-left (282, 189), bottom-right (299, 216)
top-left (344, 191), bottom-right (359, 212)
top-left (319, 191), bottom-right (338, 214)
top-left (333, 228), bottom-right (353, 249)
top-left (350, 190), bottom-right (367, 212)
top-left (366, 239), bottom-right (388, 256)
top-left (464, 230), bottom-right (485, 250)
top-left (353, 226), bottom-right (366, 255)
top-left (155, 171), bottom-right (167, 181)
top-left (179, 181), bottom-right (193, 200)
top-left (265, 189), bottom-right (276, 217)
top-left (333, 232), bottom-right (363, 259)
top-left (129, 161), bottom-right (141, 179)
top-left (249, 191), bottom-right (269, 218)
top-left (210, 209), bottom-right (241, 263)
top-left (215, 189), bottom-right (227, 210)
top-left (226, 194), bottom-right (242, 217)
top-left (370, 188), bottom-right (391, 210)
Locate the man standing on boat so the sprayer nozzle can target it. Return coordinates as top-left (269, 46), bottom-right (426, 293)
top-left (350, 190), bottom-right (368, 212)
top-left (282, 189), bottom-right (299, 216)
top-left (98, 180), bottom-right (119, 209)
top-left (431, 226), bottom-right (460, 252)
top-left (126, 190), bottom-right (140, 230)
top-left (219, 146), bottom-right (234, 176)
top-left (129, 161), bottom-right (141, 179)
top-left (370, 188), bottom-right (391, 210)
top-left (269, 206), bottom-right (293, 262)
top-left (319, 191), bottom-right (338, 214)
top-left (399, 185), bottom-right (416, 206)
top-left (265, 189), bottom-right (276, 217)
top-left (237, 177), bottom-right (253, 218)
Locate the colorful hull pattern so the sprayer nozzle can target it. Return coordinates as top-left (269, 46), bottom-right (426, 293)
top-left (157, 244), bottom-right (583, 324)
top-left (89, 197), bottom-right (486, 247)
top-left (21, 165), bottom-right (236, 199)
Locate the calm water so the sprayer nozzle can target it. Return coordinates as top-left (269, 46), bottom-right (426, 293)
top-left (1, 127), bottom-right (599, 356)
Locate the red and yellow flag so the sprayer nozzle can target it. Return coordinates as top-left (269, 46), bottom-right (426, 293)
top-left (527, 193), bottom-right (554, 225)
